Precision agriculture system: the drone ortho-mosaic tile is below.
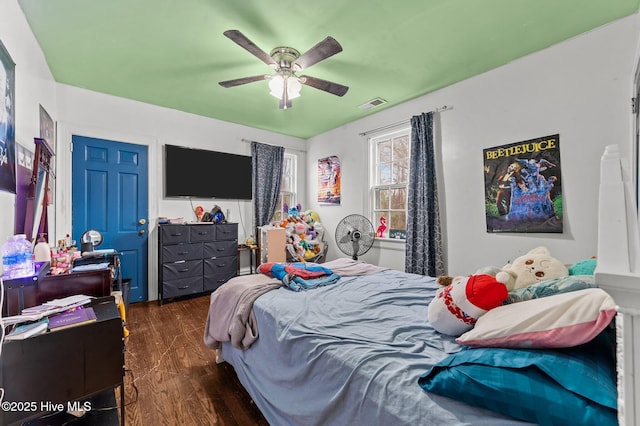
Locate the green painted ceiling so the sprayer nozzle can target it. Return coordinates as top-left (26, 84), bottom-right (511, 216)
top-left (17, 0), bottom-right (639, 139)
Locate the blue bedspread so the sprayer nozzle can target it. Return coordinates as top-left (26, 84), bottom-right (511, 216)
top-left (220, 269), bottom-right (534, 425)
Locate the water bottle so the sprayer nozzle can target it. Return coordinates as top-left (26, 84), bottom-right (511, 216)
top-left (1, 235), bottom-right (18, 278)
top-left (14, 234), bottom-right (34, 278)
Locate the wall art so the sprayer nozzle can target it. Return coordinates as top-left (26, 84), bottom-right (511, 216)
top-left (317, 155), bottom-right (341, 205)
top-left (483, 134), bottom-right (563, 233)
top-left (0, 40), bottom-right (16, 194)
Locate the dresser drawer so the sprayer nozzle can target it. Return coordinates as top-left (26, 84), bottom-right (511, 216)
top-left (162, 260), bottom-right (202, 281)
top-left (162, 243), bottom-right (203, 263)
top-left (204, 256), bottom-right (237, 278)
top-left (203, 272), bottom-right (235, 292)
top-left (161, 225), bottom-right (190, 244)
top-left (162, 276), bottom-right (203, 298)
top-left (190, 225), bottom-right (215, 242)
top-left (204, 240), bottom-right (237, 258)
top-left (214, 223), bottom-right (238, 241)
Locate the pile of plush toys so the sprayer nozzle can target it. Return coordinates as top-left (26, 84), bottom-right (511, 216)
top-left (270, 204), bottom-right (326, 262)
top-left (428, 246), bottom-right (572, 336)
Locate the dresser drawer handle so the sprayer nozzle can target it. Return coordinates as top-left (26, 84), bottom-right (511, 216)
top-left (171, 233), bottom-right (182, 236)
top-left (178, 251), bottom-right (189, 255)
top-left (178, 285), bottom-right (190, 290)
top-left (178, 269), bottom-right (190, 272)
top-left (217, 248), bottom-right (226, 251)
top-left (217, 264), bottom-right (226, 268)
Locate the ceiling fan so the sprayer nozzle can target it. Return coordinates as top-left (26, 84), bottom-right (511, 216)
top-left (218, 30), bottom-right (349, 109)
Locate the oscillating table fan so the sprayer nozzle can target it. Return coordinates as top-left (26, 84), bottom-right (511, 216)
top-left (335, 214), bottom-right (375, 260)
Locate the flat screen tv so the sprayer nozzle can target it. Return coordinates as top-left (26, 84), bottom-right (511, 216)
top-left (164, 144), bottom-right (252, 200)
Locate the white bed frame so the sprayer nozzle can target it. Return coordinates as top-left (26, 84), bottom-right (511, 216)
top-left (595, 144), bottom-right (640, 426)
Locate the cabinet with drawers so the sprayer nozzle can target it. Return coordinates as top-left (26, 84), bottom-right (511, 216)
top-left (158, 223), bottom-right (238, 303)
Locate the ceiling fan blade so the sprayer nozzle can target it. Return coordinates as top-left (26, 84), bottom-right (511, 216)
top-left (300, 75), bottom-right (349, 97)
top-left (218, 75), bottom-right (268, 88)
top-left (293, 36), bottom-right (343, 71)
top-left (223, 30), bottom-right (277, 67)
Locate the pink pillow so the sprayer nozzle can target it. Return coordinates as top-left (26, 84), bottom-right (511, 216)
top-left (456, 288), bottom-right (616, 349)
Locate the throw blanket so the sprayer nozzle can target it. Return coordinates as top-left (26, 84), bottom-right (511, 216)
top-left (203, 274), bottom-right (282, 350)
top-left (258, 262), bottom-right (341, 291)
top-left (204, 258), bottom-right (389, 351)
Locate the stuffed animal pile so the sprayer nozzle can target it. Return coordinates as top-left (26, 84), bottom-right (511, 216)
top-left (429, 246), bottom-right (570, 336)
top-left (270, 204), bottom-right (326, 261)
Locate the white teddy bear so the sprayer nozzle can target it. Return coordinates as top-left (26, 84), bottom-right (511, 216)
top-left (496, 246), bottom-right (568, 291)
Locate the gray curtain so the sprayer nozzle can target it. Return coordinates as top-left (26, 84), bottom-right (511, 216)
top-left (251, 141), bottom-right (285, 228)
top-left (405, 112), bottom-right (444, 276)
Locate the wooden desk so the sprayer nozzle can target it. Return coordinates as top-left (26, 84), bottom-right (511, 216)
top-left (0, 297), bottom-right (124, 426)
top-left (2, 265), bottom-right (111, 317)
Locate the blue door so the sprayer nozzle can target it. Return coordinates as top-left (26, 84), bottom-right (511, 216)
top-left (72, 136), bottom-right (149, 302)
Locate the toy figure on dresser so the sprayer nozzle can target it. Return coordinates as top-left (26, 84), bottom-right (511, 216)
top-left (195, 205), bottom-right (204, 221)
top-left (377, 217), bottom-right (387, 237)
top-left (201, 205), bottom-right (226, 223)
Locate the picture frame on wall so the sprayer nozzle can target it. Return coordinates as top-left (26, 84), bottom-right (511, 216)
top-left (483, 134), bottom-right (563, 233)
top-left (39, 104), bottom-right (55, 155)
top-left (0, 39), bottom-right (16, 194)
top-left (39, 104), bottom-right (55, 205)
top-left (317, 156), bottom-right (341, 205)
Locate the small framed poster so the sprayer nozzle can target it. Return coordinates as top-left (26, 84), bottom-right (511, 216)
top-left (317, 156), bottom-right (341, 205)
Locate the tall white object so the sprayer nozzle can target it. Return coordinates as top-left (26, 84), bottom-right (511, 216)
top-left (595, 144), bottom-right (640, 426)
top-left (33, 237), bottom-right (52, 263)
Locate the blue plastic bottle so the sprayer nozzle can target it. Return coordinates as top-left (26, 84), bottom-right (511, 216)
top-left (1, 235), bottom-right (18, 278)
top-left (14, 234), bottom-right (34, 278)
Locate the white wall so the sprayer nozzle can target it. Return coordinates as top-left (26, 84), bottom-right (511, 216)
top-left (53, 86), bottom-right (306, 299)
top-left (307, 15), bottom-right (640, 274)
top-left (0, 0), bottom-right (57, 275)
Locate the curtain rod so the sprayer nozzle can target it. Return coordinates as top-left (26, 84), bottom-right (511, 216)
top-left (358, 105), bottom-right (452, 137)
top-left (241, 138), bottom-right (307, 153)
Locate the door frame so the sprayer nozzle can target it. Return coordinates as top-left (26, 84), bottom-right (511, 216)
top-left (56, 122), bottom-right (159, 300)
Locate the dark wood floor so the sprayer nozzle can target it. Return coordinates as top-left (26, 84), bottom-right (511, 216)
top-left (119, 295), bottom-right (269, 425)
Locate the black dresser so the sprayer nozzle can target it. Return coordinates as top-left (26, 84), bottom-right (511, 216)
top-left (158, 223), bottom-right (238, 304)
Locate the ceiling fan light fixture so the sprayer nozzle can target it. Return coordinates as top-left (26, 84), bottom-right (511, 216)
top-left (220, 31), bottom-right (348, 108)
top-left (268, 74), bottom-right (302, 100)
top-left (268, 74), bottom-right (284, 98)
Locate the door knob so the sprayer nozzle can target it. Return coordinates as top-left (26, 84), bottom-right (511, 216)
top-left (139, 219), bottom-right (146, 225)
top-left (139, 230), bottom-right (146, 235)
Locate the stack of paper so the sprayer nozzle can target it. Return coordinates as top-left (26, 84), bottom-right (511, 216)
top-left (2, 295), bottom-right (94, 326)
top-left (71, 262), bottom-right (110, 272)
top-left (5, 319), bottom-right (49, 340)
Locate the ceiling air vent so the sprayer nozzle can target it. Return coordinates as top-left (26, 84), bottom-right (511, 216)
top-left (359, 98), bottom-right (387, 110)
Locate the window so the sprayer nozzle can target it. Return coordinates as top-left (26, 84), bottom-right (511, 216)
top-left (272, 153), bottom-right (297, 222)
top-left (370, 128), bottom-right (411, 239)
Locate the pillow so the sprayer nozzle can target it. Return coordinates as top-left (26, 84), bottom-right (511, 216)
top-left (419, 331), bottom-right (617, 426)
top-left (456, 288), bottom-right (615, 349)
top-left (568, 258), bottom-right (597, 275)
top-left (504, 274), bottom-right (596, 304)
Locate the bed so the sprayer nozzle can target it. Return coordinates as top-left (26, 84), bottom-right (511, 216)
top-left (204, 144), bottom-right (638, 426)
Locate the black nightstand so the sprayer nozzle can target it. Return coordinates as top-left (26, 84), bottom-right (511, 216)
top-left (0, 297), bottom-right (125, 425)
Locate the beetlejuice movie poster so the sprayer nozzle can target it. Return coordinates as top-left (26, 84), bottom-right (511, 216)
top-left (483, 134), bottom-right (562, 233)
